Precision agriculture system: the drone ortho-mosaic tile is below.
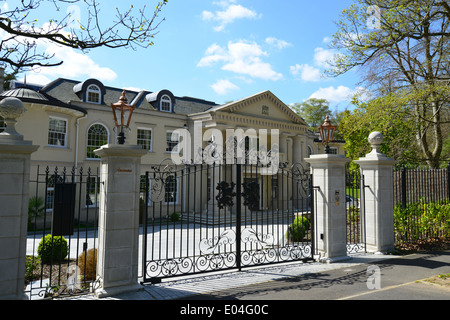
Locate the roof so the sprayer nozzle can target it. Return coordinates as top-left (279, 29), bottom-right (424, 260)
top-left (0, 87), bottom-right (87, 115)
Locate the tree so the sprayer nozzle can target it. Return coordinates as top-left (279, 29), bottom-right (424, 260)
top-left (0, 0), bottom-right (168, 75)
top-left (339, 94), bottom-right (420, 166)
top-left (327, 0), bottom-right (450, 167)
top-left (291, 98), bottom-right (331, 129)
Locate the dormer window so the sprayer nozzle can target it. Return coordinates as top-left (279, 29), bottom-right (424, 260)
top-left (145, 90), bottom-right (175, 112)
top-left (87, 85), bottom-right (101, 104)
top-left (160, 94), bottom-right (172, 112)
top-left (73, 79), bottom-right (106, 104)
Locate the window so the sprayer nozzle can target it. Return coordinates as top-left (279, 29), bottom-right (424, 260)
top-left (0, 116), bottom-right (5, 133)
top-left (160, 94), bottom-right (172, 112)
top-left (137, 128), bottom-right (152, 151)
top-left (87, 85), bottom-right (101, 104)
top-left (165, 175), bottom-right (178, 204)
top-left (48, 117), bottom-right (67, 147)
top-left (87, 124), bottom-right (108, 159)
top-left (86, 176), bottom-right (100, 207)
top-left (140, 175), bottom-right (153, 206)
top-left (166, 130), bottom-right (179, 153)
top-left (329, 147), bottom-right (338, 155)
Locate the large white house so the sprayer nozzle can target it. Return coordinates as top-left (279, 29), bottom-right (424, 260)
top-left (0, 75), bottom-right (344, 225)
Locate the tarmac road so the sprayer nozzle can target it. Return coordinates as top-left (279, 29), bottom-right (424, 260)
top-left (182, 251), bottom-right (450, 301)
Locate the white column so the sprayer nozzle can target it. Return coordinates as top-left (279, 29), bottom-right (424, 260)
top-left (93, 144), bottom-right (147, 298)
top-left (0, 97), bottom-right (39, 299)
top-left (355, 132), bottom-right (397, 254)
top-left (306, 154), bottom-right (350, 262)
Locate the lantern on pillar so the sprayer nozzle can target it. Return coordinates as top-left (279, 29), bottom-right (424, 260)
top-left (110, 90), bottom-right (135, 144)
top-left (318, 115), bottom-right (337, 154)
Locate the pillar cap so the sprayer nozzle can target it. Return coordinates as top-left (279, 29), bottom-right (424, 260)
top-left (93, 143), bottom-right (149, 158)
top-left (305, 154), bottom-right (351, 165)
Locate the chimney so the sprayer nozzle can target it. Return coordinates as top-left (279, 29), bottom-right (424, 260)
top-left (0, 67), bottom-right (4, 94)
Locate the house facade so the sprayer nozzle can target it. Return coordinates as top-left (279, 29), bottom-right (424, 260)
top-left (0, 76), bottom-right (344, 225)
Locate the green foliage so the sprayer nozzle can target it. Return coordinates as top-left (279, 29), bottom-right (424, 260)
top-left (37, 235), bottom-right (68, 263)
top-left (28, 196), bottom-right (45, 230)
top-left (25, 255), bottom-right (40, 283)
top-left (170, 212), bottom-right (180, 222)
top-left (286, 216), bottom-right (311, 242)
top-left (290, 98), bottom-right (331, 128)
top-left (340, 93), bottom-right (419, 166)
top-left (394, 199), bottom-right (450, 243)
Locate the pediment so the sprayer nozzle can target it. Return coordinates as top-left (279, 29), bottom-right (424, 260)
top-left (210, 91), bottom-right (307, 126)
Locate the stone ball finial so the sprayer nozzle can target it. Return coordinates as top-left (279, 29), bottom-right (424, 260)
top-left (0, 97), bottom-right (26, 138)
top-left (368, 131), bottom-right (383, 147)
top-left (0, 97), bottom-right (26, 120)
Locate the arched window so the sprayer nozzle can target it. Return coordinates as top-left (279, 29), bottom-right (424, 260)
top-left (87, 124), bottom-right (108, 159)
top-left (160, 94), bottom-right (172, 112)
top-left (87, 84), bottom-right (101, 104)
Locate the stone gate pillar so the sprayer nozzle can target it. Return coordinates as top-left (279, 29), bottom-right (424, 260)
top-left (355, 132), bottom-right (397, 254)
top-left (0, 97), bottom-right (39, 299)
top-left (93, 144), bottom-right (147, 298)
top-left (306, 153), bottom-right (350, 262)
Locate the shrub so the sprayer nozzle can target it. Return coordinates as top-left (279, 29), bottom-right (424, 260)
top-left (286, 216), bottom-right (311, 242)
top-left (25, 256), bottom-right (40, 283)
top-left (394, 199), bottom-right (450, 242)
top-left (37, 235), bottom-right (68, 263)
top-left (170, 212), bottom-right (180, 222)
top-left (78, 248), bottom-right (97, 281)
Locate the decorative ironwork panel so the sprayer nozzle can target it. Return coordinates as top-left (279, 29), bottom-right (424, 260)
top-left (142, 160), bottom-right (314, 283)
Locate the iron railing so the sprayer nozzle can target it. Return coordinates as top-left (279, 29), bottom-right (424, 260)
top-left (393, 164), bottom-right (450, 244)
top-left (26, 166), bottom-right (100, 299)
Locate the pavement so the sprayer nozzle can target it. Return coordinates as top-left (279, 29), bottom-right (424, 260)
top-left (66, 250), bottom-right (450, 304)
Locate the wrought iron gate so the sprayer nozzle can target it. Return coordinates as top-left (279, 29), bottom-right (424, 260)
top-left (141, 161), bottom-right (314, 283)
top-left (345, 169), bottom-right (366, 253)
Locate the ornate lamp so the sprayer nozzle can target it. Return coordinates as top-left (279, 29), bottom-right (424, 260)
top-left (318, 115), bottom-right (337, 154)
top-left (110, 90), bottom-right (135, 144)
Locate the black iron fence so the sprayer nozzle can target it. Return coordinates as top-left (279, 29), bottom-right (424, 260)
top-left (26, 166), bottom-right (100, 299)
top-left (393, 165), bottom-right (450, 244)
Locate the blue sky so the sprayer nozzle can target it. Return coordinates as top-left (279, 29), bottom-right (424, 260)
top-left (8, 0), bottom-right (364, 112)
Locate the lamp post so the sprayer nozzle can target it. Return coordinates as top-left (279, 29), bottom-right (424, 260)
top-left (318, 115), bottom-right (337, 154)
top-left (110, 90), bottom-right (135, 144)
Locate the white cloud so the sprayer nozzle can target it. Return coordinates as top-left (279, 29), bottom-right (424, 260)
top-left (202, 2), bottom-right (259, 32)
top-left (211, 79), bottom-right (239, 95)
top-left (198, 41), bottom-right (283, 81)
top-left (265, 37), bottom-right (292, 50)
top-left (290, 64), bottom-right (321, 82)
top-left (24, 43), bottom-right (117, 85)
top-left (314, 47), bottom-right (339, 68)
top-left (308, 85), bottom-right (360, 103)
